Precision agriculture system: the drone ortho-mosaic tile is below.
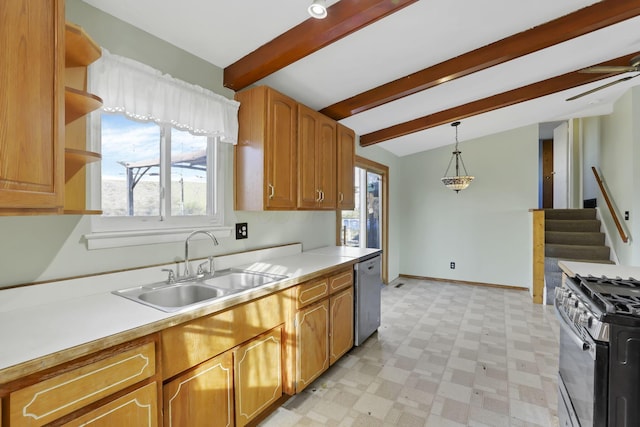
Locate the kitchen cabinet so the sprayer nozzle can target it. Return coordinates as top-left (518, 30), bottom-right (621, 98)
top-left (234, 327), bottom-right (283, 427)
top-left (0, 0), bottom-right (65, 214)
top-left (61, 382), bottom-right (158, 427)
top-left (330, 287), bottom-right (354, 365)
top-left (7, 337), bottom-right (158, 426)
top-left (294, 268), bottom-right (354, 392)
top-left (297, 104), bottom-right (337, 209)
top-left (160, 291), bottom-right (290, 424)
top-left (235, 86), bottom-right (298, 210)
top-left (64, 22), bottom-right (103, 214)
top-left (336, 123), bottom-right (356, 210)
top-left (163, 351), bottom-right (233, 427)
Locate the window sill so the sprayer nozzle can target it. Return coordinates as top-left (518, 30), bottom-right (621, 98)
top-left (84, 226), bottom-right (233, 250)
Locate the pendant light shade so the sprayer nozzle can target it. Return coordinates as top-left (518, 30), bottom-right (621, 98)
top-left (308, 0), bottom-right (328, 19)
top-left (441, 121), bottom-right (474, 193)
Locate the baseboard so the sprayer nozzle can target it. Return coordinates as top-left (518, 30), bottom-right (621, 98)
top-left (399, 274), bottom-right (528, 291)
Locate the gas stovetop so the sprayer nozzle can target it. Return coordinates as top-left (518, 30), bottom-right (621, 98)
top-left (575, 274), bottom-right (640, 317)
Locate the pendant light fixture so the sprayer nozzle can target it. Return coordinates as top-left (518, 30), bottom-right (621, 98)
top-left (308, 0), bottom-right (328, 19)
top-left (441, 121), bottom-right (474, 193)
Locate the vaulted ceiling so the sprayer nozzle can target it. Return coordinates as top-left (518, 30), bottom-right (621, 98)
top-left (82, 0), bottom-right (640, 156)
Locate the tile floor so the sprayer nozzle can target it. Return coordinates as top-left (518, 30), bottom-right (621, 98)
top-left (260, 277), bottom-right (561, 427)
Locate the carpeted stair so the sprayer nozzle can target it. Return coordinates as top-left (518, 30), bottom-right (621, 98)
top-left (544, 208), bottom-right (614, 304)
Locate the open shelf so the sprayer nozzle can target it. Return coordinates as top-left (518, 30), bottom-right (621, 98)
top-left (65, 22), bottom-right (101, 67)
top-left (65, 87), bottom-right (102, 124)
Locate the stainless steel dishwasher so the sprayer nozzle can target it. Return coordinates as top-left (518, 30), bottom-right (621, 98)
top-left (354, 253), bottom-right (382, 346)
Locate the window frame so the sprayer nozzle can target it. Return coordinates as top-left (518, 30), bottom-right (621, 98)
top-left (85, 113), bottom-right (231, 250)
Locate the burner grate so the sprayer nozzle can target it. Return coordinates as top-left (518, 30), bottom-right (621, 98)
top-left (577, 274), bottom-right (640, 316)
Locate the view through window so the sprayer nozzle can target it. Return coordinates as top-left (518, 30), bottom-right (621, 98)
top-left (101, 113), bottom-right (213, 218)
top-left (340, 167), bottom-right (382, 249)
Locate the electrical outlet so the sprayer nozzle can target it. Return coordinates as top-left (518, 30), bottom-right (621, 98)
top-left (235, 222), bottom-right (248, 239)
top-left (450, 262), bottom-right (455, 269)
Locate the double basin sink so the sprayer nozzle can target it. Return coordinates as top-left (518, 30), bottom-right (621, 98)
top-left (114, 269), bottom-right (288, 312)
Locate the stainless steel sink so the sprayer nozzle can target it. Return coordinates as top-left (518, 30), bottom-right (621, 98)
top-left (198, 269), bottom-right (287, 291)
top-left (113, 269), bottom-right (287, 312)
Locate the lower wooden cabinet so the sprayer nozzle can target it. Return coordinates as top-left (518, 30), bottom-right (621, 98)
top-left (9, 341), bottom-right (156, 426)
top-left (295, 269), bottom-right (354, 393)
top-left (234, 327), bottom-right (283, 427)
top-left (62, 382), bottom-right (158, 427)
top-left (330, 287), bottom-right (354, 365)
top-left (163, 351), bottom-right (233, 427)
top-left (296, 299), bottom-right (330, 392)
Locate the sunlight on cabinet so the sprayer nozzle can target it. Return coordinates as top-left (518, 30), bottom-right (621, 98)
top-left (163, 352), bottom-right (233, 427)
top-left (234, 327), bottom-right (283, 427)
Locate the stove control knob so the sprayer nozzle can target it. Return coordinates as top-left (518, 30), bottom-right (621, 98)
top-left (579, 312), bottom-right (593, 328)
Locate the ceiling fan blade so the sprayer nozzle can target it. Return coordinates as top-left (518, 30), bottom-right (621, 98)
top-left (566, 74), bottom-right (640, 101)
top-left (579, 66), bottom-right (637, 74)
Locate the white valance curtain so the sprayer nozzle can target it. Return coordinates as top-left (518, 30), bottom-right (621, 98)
top-left (89, 49), bottom-right (240, 144)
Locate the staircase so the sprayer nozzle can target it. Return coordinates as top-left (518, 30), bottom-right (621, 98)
top-left (544, 208), bottom-right (613, 304)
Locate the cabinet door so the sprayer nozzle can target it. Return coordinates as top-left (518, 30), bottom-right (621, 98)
top-left (265, 88), bottom-right (297, 209)
top-left (297, 104), bottom-right (319, 209)
top-left (317, 115), bottom-right (337, 209)
top-left (337, 124), bottom-right (356, 210)
top-left (296, 300), bottom-right (329, 392)
top-left (330, 287), bottom-right (354, 365)
top-left (234, 327), bottom-right (283, 427)
top-left (163, 351), bottom-right (233, 427)
top-left (0, 0), bottom-right (64, 213)
top-left (62, 383), bottom-right (158, 427)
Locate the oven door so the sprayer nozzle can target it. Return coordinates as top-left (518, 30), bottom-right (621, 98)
top-left (556, 304), bottom-right (608, 426)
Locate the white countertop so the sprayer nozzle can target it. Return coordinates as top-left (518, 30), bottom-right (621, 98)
top-left (559, 261), bottom-right (640, 279)
top-left (305, 245), bottom-right (381, 259)
top-left (0, 245), bottom-right (371, 382)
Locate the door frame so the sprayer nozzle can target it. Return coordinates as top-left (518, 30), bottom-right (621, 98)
top-left (335, 156), bottom-right (389, 284)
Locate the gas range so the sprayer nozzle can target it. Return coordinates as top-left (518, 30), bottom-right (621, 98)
top-left (555, 273), bottom-right (640, 426)
top-left (555, 274), bottom-right (640, 342)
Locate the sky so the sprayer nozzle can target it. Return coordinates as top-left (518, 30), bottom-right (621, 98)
top-left (101, 113), bottom-right (207, 183)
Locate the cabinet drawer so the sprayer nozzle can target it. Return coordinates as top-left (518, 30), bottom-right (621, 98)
top-left (296, 278), bottom-right (329, 309)
top-left (10, 342), bottom-right (155, 426)
top-left (329, 269), bottom-right (353, 294)
top-left (62, 382), bottom-right (158, 427)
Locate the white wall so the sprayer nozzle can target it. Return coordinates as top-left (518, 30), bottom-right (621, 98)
top-left (597, 87), bottom-right (640, 265)
top-left (396, 125), bottom-right (539, 288)
top-left (581, 117), bottom-right (601, 201)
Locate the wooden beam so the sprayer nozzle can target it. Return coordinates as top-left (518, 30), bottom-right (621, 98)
top-left (321, 0), bottom-right (640, 120)
top-left (360, 52), bottom-right (640, 146)
top-left (223, 0), bottom-right (418, 91)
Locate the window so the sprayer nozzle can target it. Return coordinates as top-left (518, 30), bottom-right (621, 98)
top-left (85, 49), bottom-right (239, 248)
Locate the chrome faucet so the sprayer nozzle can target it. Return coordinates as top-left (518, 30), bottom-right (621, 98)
top-left (184, 230), bottom-right (219, 278)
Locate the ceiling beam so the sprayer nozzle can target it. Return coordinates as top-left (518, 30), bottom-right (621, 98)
top-left (321, 0), bottom-right (640, 120)
top-left (223, 0), bottom-right (418, 91)
top-left (359, 52), bottom-right (640, 146)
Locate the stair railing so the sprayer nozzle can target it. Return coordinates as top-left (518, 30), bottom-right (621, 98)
top-left (591, 166), bottom-right (629, 243)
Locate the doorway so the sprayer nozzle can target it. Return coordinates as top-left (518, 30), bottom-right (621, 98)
top-left (541, 139), bottom-right (554, 208)
top-left (336, 156), bottom-right (389, 283)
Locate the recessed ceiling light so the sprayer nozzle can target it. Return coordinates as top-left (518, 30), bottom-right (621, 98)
top-left (308, 0), bottom-right (327, 19)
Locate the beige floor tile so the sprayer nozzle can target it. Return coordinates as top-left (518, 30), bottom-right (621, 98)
top-left (259, 278), bottom-right (560, 427)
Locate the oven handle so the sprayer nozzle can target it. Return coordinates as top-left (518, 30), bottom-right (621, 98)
top-left (554, 301), bottom-right (596, 360)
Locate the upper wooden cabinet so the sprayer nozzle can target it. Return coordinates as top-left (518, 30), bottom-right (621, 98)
top-left (298, 104), bottom-right (337, 210)
top-left (0, 0), bottom-right (65, 215)
top-left (337, 123), bottom-right (356, 210)
top-left (235, 85), bottom-right (356, 211)
top-left (235, 86), bottom-right (298, 210)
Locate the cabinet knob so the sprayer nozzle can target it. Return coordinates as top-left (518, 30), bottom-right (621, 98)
top-left (268, 184), bottom-right (275, 199)
top-left (338, 192), bottom-right (344, 203)
top-left (316, 189), bottom-right (322, 202)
